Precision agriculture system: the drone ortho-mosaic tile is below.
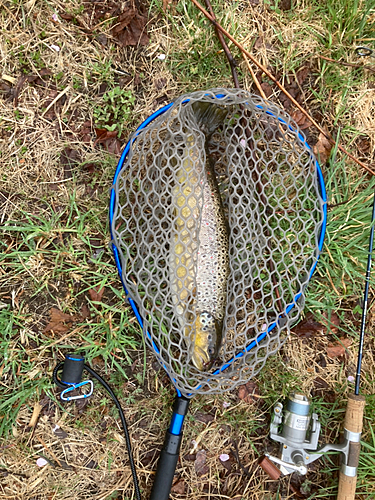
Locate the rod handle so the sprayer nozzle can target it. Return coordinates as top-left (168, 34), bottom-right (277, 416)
top-left (149, 431), bottom-right (182, 500)
top-left (337, 394), bottom-right (365, 500)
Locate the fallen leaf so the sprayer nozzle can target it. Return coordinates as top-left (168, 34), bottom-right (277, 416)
top-left (291, 110), bottom-right (313, 130)
top-left (238, 381), bottom-right (260, 403)
top-left (195, 449), bottom-right (208, 476)
top-left (326, 338), bottom-right (352, 358)
top-left (195, 412), bottom-right (215, 424)
top-left (140, 449), bottom-right (157, 467)
top-left (321, 311), bottom-right (340, 335)
top-left (84, 459), bottom-right (98, 469)
top-left (313, 131), bottom-right (333, 164)
top-left (80, 304), bottom-right (91, 319)
top-left (292, 313), bottom-right (323, 338)
top-left (314, 377), bottom-right (329, 390)
top-left (94, 128), bottom-right (122, 154)
top-left (52, 425), bottom-right (68, 439)
top-left (44, 307), bottom-right (79, 334)
top-left (60, 147), bottom-right (81, 180)
top-left (112, 8), bottom-right (149, 47)
top-left (171, 479), bottom-right (185, 494)
top-left (279, 0), bottom-right (292, 10)
top-left (260, 82), bottom-right (272, 98)
top-left (88, 285), bottom-right (105, 302)
top-left (296, 66), bottom-right (311, 85)
top-left (13, 75), bottom-right (28, 107)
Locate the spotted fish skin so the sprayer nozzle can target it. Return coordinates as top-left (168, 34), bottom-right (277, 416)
top-left (170, 103), bottom-right (229, 371)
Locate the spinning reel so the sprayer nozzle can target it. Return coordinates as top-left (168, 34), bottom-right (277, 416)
top-left (261, 392), bottom-right (362, 482)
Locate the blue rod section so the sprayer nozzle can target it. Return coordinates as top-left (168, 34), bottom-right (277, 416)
top-left (169, 413), bottom-right (185, 435)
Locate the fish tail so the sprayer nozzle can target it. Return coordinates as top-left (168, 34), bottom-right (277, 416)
top-left (191, 101), bottom-right (228, 138)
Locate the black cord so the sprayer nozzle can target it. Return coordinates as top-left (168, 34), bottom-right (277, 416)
top-left (53, 363), bottom-right (142, 500)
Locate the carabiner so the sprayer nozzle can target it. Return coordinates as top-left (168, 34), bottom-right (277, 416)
top-left (61, 380), bottom-right (94, 401)
top-left (355, 46), bottom-right (375, 58)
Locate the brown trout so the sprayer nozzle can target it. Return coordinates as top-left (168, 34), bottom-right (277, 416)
top-left (170, 102), bottom-right (229, 371)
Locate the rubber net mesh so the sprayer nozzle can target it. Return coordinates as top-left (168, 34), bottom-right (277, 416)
top-left (111, 88), bottom-right (325, 396)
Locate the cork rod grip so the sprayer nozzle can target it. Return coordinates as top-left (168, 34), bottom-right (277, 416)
top-left (337, 471), bottom-right (358, 500)
top-left (343, 394), bottom-right (366, 434)
top-left (337, 394), bottom-right (366, 500)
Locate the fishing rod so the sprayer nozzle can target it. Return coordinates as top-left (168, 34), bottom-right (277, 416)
top-left (261, 191), bottom-right (374, 497)
top-left (336, 191), bottom-right (374, 499)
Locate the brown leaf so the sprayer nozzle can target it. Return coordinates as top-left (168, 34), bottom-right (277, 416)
top-left (238, 381), bottom-right (260, 403)
top-left (195, 449), bottom-right (208, 476)
top-left (13, 75), bottom-right (28, 107)
top-left (88, 285), bottom-right (105, 302)
top-left (112, 8), bottom-right (149, 47)
top-left (313, 132), bottom-right (333, 164)
top-left (279, 0), bottom-right (292, 10)
top-left (60, 147), bottom-right (81, 180)
top-left (296, 66), bottom-right (310, 85)
top-left (39, 68), bottom-right (53, 77)
top-left (44, 307), bottom-right (78, 334)
top-left (291, 110), bottom-right (313, 130)
top-left (219, 455), bottom-right (232, 472)
top-left (80, 304), bottom-right (91, 319)
top-left (314, 377), bottom-right (329, 390)
top-left (195, 412), bottom-right (215, 424)
top-left (326, 338), bottom-right (352, 358)
top-left (292, 313), bottom-right (323, 338)
top-left (140, 449), bottom-right (157, 467)
top-left (171, 479), bottom-right (185, 494)
top-left (60, 12), bottom-right (74, 21)
top-left (53, 426), bottom-right (68, 439)
top-left (321, 311), bottom-right (340, 335)
top-left (260, 82), bottom-right (273, 98)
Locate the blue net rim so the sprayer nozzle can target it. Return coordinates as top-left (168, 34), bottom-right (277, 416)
top-left (109, 95), bottom-right (328, 395)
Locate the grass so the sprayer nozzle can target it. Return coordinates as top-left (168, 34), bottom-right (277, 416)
top-left (0, 0), bottom-right (375, 498)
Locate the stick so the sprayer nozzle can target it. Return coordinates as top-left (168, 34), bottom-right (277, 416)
top-left (203, 0), bottom-right (240, 88)
top-left (318, 55), bottom-right (375, 74)
top-left (190, 0), bottom-right (375, 176)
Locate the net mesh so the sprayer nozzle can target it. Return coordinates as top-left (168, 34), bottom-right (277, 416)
top-left (111, 88), bottom-right (325, 396)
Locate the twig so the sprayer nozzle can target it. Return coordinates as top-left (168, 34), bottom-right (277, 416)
top-left (242, 53), bottom-right (267, 100)
top-left (191, 0), bottom-right (375, 176)
top-left (36, 436), bottom-right (63, 468)
top-left (202, 1), bottom-right (286, 314)
top-left (231, 439), bottom-right (250, 477)
top-left (41, 86), bottom-right (70, 117)
top-left (203, 0), bottom-right (240, 88)
top-left (318, 54), bottom-right (375, 74)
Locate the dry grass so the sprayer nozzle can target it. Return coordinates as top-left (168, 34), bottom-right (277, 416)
top-left (1, 0), bottom-right (375, 499)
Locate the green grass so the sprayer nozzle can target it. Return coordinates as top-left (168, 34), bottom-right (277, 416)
top-left (0, 307), bottom-right (49, 436)
top-left (1, 0), bottom-right (375, 497)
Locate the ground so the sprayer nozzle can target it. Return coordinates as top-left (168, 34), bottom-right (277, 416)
top-left (1, 0), bottom-right (375, 499)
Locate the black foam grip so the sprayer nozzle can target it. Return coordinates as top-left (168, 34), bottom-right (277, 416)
top-left (61, 354), bottom-right (85, 385)
top-left (149, 431), bottom-right (183, 500)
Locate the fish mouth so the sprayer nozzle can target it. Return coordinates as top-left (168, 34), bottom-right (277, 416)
top-left (192, 346), bottom-right (212, 371)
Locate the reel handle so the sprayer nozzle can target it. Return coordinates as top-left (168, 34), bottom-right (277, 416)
top-left (337, 394), bottom-right (366, 500)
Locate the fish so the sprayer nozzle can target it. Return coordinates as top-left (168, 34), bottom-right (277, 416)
top-left (170, 102), bottom-right (230, 371)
